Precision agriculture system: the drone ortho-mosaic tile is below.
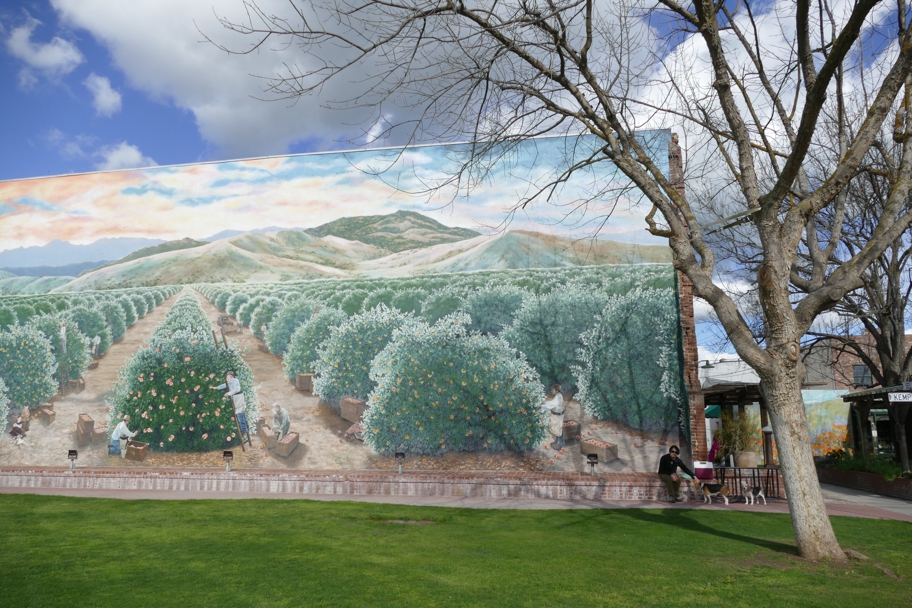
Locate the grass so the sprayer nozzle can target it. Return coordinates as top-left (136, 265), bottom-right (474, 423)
top-left (1, 494), bottom-right (909, 607)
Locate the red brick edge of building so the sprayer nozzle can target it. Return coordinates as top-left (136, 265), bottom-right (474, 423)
top-left (669, 133), bottom-right (707, 461)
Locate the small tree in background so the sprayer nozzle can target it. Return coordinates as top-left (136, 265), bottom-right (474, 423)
top-left (340, 290), bottom-right (369, 316)
top-left (574, 289), bottom-right (686, 436)
top-left (283, 307), bottom-right (347, 380)
top-left (420, 287), bottom-right (465, 323)
top-left (117, 297), bottom-right (139, 327)
top-left (502, 286), bottom-right (607, 388)
top-left (462, 285), bottom-right (528, 335)
top-left (237, 295), bottom-right (267, 327)
top-left (225, 293), bottom-right (250, 317)
top-left (265, 297), bottom-right (319, 355)
top-left (28, 314), bottom-right (91, 385)
top-left (390, 289), bottom-right (424, 314)
top-left (250, 296), bottom-right (284, 339)
top-left (313, 304), bottom-right (417, 409)
top-left (67, 305), bottom-right (112, 356)
top-left (99, 301), bottom-right (128, 341)
top-left (0, 325), bottom-right (58, 408)
top-left (0, 377), bottom-right (10, 426)
top-left (361, 288), bottom-right (396, 312)
top-left (0, 306), bottom-right (16, 330)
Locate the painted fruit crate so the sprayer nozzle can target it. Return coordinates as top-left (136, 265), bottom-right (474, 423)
top-left (340, 397), bottom-right (367, 423)
top-left (275, 432), bottom-right (299, 457)
top-left (295, 373), bottom-right (314, 392)
top-left (88, 361), bottom-right (99, 370)
top-left (92, 427), bottom-right (109, 444)
top-left (579, 438), bottom-right (618, 462)
top-left (39, 407), bottom-right (56, 424)
top-left (77, 414), bottom-right (94, 433)
top-left (125, 440), bottom-right (149, 462)
top-left (76, 426), bottom-right (93, 447)
top-left (562, 420), bottom-right (581, 442)
top-left (259, 425), bottom-right (277, 450)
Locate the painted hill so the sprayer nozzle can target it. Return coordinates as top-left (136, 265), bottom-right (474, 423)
top-left (0, 276), bottom-right (74, 295)
top-left (56, 231), bottom-right (384, 291)
top-left (304, 210), bottom-right (480, 252)
top-left (85, 238), bottom-right (208, 275)
top-left (2, 261), bottom-right (110, 277)
top-left (356, 230), bottom-right (672, 277)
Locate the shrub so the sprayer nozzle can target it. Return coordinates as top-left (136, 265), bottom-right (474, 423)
top-left (117, 297), bottom-right (139, 327)
top-left (0, 306), bottom-right (16, 329)
top-left (153, 293), bottom-right (211, 339)
top-left (107, 298), bottom-right (258, 453)
top-left (213, 291), bottom-right (232, 311)
top-left (340, 290), bottom-right (369, 316)
top-left (250, 297), bottom-right (285, 340)
top-left (390, 289), bottom-right (424, 314)
top-left (265, 297), bottom-right (319, 355)
top-left (574, 288), bottom-right (686, 435)
top-left (461, 285), bottom-right (528, 335)
top-left (131, 294), bottom-right (149, 318)
top-left (420, 288), bottom-right (465, 323)
top-left (501, 286), bottom-right (607, 388)
top-left (283, 308), bottom-right (347, 380)
top-left (363, 314), bottom-right (546, 455)
top-left (67, 306), bottom-right (113, 356)
top-left (12, 303), bottom-right (36, 325)
top-left (313, 305), bottom-right (418, 408)
top-left (237, 296), bottom-right (267, 327)
top-left (0, 325), bottom-right (58, 407)
top-left (32, 301), bottom-right (55, 316)
top-left (225, 293), bottom-right (250, 316)
top-left (143, 292), bottom-right (156, 312)
top-left (361, 288), bottom-right (395, 311)
top-left (100, 302), bottom-right (128, 341)
top-left (28, 314), bottom-right (91, 384)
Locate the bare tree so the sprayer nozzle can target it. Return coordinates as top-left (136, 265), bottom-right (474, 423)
top-left (208, 0), bottom-right (912, 561)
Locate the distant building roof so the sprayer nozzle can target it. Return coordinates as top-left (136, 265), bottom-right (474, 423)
top-left (699, 359), bottom-right (760, 391)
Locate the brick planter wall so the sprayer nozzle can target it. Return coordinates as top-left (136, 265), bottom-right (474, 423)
top-left (0, 468), bottom-right (698, 503)
top-left (816, 465), bottom-right (912, 501)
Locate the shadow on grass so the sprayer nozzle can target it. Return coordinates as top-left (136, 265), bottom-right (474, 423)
top-left (612, 508), bottom-right (799, 556)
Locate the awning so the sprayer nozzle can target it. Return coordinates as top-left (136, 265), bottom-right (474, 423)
top-left (705, 405), bottom-right (721, 418)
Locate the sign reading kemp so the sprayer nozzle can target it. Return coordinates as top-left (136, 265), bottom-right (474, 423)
top-left (0, 131), bottom-right (694, 473)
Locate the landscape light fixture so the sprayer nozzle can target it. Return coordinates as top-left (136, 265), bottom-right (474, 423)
top-left (223, 450), bottom-right (233, 473)
top-left (395, 452), bottom-right (406, 475)
top-left (68, 449), bottom-right (78, 470)
top-left (587, 453), bottom-right (598, 477)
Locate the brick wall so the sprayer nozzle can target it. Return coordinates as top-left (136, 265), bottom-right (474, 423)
top-left (816, 465), bottom-right (912, 501)
top-left (669, 132), bottom-right (707, 460)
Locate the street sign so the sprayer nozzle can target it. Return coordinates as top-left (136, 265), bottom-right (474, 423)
top-left (888, 392), bottom-right (912, 402)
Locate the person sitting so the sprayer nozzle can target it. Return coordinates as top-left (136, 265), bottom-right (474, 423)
top-left (657, 445), bottom-right (695, 502)
top-left (272, 403), bottom-right (290, 440)
top-left (10, 415), bottom-right (25, 439)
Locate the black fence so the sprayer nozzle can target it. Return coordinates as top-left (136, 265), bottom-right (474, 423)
top-left (713, 466), bottom-right (784, 500)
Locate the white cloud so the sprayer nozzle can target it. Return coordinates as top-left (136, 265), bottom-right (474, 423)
top-left (5, 16), bottom-right (84, 86)
top-left (94, 142), bottom-right (157, 170)
top-left (51, 0), bottom-right (389, 158)
top-left (83, 73), bottom-right (122, 116)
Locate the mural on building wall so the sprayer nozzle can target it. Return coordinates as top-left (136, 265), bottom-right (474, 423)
top-left (0, 131), bottom-right (692, 473)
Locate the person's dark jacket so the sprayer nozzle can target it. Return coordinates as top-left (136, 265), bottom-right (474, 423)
top-left (657, 454), bottom-right (695, 477)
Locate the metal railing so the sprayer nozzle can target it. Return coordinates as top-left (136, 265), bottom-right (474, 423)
top-left (713, 466), bottom-right (784, 500)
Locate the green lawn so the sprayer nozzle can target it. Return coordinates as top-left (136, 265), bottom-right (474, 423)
top-left (1, 494), bottom-right (909, 607)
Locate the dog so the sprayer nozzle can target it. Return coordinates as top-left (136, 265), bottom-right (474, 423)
top-left (692, 479), bottom-right (730, 505)
top-left (741, 481), bottom-right (767, 505)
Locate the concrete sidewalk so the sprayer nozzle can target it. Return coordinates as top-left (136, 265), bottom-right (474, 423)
top-left (3, 481), bottom-right (911, 522)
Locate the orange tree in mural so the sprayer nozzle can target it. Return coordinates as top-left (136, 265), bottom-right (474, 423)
top-left (0, 325), bottom-right (57, 409)
top-left (209, 0), bottom-right (912, 562)
top-left (364, 313), bottom-right (547, 455)
top-left (108, 292), bottom-right (257, 452)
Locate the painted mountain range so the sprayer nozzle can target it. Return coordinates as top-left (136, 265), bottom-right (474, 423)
top-left (1, 211), bottom-right (670, 292)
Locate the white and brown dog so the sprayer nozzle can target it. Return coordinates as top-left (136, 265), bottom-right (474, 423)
top-left (692, 479), bottom-right (730, 505)
top-left (741, 481), bottom-right (767, 505)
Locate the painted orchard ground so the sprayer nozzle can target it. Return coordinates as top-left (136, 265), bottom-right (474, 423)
top-left (1, 289), bottom-right (681, 473)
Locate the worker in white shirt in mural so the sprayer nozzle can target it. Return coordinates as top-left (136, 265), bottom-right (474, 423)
top-left (540, 383), bottom-right (565, 450)
top-left (111, 415), bottom-right (136, 458)
top-left (212, 372), bottom-right (248, 436)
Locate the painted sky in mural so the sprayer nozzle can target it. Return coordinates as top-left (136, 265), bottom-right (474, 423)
top-left (0, 133), bottom-right (670, 253)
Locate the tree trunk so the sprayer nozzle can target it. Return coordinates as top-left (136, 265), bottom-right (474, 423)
top-left (760, 359), bottom-right (847, 561)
